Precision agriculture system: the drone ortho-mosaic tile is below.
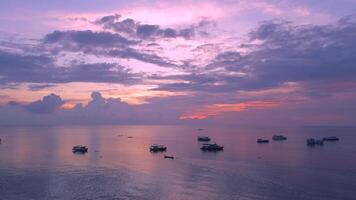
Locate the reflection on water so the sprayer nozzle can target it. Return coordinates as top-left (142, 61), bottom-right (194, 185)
top-left (0, 125), bottom-right (356, 200)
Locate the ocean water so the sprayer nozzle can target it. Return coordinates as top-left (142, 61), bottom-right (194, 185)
top-left (0, 125), bottom-right (355, 200)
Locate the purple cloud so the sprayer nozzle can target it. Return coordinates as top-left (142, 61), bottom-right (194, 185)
top-left (25, 93), bottom-right (64, 114)
top-left (94, 14), bottom-right (213, 40)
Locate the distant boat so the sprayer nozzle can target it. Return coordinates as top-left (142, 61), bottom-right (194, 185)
top-left (197, 136), bottom-right (211, 142)
top-left (164, 155), bottom-right (174, 159)
top-left (150, 144), bottom-right (167, 152)
top-left (197, 128), bottom-right (204, 131)
top-left (200, 143), bottom-right (224, 151)
top-left (257, 139), bottom-right (269, 143)
top-left (128, 136), bottom-right (133, 138)
top-left (72, 145), bottom-right (88, 153)
top-left (323, 136), bottom-right (339, 141)
top-left (272, 135), bottom-right (287, 141)
top-left (307, 138), bottom-right (324, 146)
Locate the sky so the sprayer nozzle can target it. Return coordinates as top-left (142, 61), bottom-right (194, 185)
top-left (0, 0), bottom-right (356, 125)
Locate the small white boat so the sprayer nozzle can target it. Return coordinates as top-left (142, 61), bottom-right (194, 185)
top-left (72, 145), bottom-right (88, 153)
top-left (149, 144), bottom-right (167, 152)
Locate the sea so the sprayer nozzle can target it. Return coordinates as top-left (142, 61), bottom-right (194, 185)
top-left (0, 125), bottom-right (355, 200)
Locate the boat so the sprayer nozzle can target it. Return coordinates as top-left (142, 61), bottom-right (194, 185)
top-left (197, 128), bottom-right (204, 131)
top-left (315, 139), bottom-right (324, 145)
top-left (323, 136), bottom-right (339, 141)
top-left (72, 145), bottom-right (88, 153)
top-left (257, 139), bottom-right (269, 143)
top-left (149, 144), bottom-right (167, 152)
top-left (307, 138), bottom-right (324, 146)
top-left (272, 135), bottom-right (287, 141)
top-left (200, 143), bottom-right (224, 151)
top-left (197, 136), bottom-right (211, 142)
top-left (164, 155), bottom-right (174, 159)
top-left (307, 138), bottom-right (316, 145)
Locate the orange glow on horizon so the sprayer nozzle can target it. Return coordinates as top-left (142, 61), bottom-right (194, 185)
top-left (61, 102), bottom-right (76, 110)
top-left (180, 100), bottom-right (281, 120)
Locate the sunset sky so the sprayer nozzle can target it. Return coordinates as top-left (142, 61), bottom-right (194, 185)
top-left (1, 0), bottom-right (356, 125)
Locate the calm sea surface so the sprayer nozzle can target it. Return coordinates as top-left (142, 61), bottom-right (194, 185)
top-left (0, 125), bottom-right (355, 200)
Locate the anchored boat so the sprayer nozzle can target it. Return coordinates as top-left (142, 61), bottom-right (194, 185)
top-left (164, 155), bottom-right (174, 159)
top-left (323, 136), bottom-right (339, 141)
top-left (307, 138), bottom-right (324, 146)
top-left (272, 135), bottom-right (287, 141)
top-left (200, 143), bottom-right (224, 151)
top-left (197, 136), bottom-right (211, 142)
top-left (72, 145), bottom-right (88, 153)
top-left (257, 139), bottom-right (269, 143)
top-left (150, 144), bottom-right (167, 152)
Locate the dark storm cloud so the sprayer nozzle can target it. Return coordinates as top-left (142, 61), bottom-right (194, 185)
top-left (0, 50), bottom-right (140, 84)
top-left (24, 93), bottom-right (64, 114)
top-left (153, 16), bottom-right (356, 94)
top-left (94, 14), bottom-right (213, 40)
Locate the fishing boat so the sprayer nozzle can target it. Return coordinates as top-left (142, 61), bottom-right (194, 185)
top-left (323, 136), bottom-right (339, 141)
top-left (200, 143), bottom-right (224, 151)
top-left (197, 136), bottom-right (211, 142)
top-left (272, 135), bottom-right (287, 141)
top-left (307, 138), bottom-right (324, 146)
top-left (72, 145), bottom-right (88, 153)
top-left (164, 155), bottom-right (174, 159)
top-left (257, 139), bottom-right (269, 143)
top-left (149, 144), bottom-right (167, 152)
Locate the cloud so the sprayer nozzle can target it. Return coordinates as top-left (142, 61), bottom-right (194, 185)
top-left (0, 50), bottom-right (53, 84)
top-left (44, 30), bottom-right (135, 48)
top-left (1, 90), bottom-right (355, 126)
top-left (94, 14), bottom-right (213, 40)
top-left (1, 12), bottom-right (356, 126)
top-left (58, 63), bottom-right (141, 84)
top-left (0, 50), bottom-right (141, 84)
top-left (153, 16), bottom-right (356, 96)
top-left (43, 30), bottom-right (178, 68)
top-left (24, 93), bottom-right (64, 114)
top-left (28, 84), bottom-right (56, 91)
top-left (2, 91), bottom-right (180, 124)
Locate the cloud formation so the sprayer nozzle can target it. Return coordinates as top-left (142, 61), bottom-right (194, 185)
top-left (0, 50), bottom-right (140, 84)
top-left (154, 16), bottom-right (356, 96)
top-left (24, 93), bottom-right (64, 114)
top-left (1, 10), bottom-right (356, 126)
top-left (94, 14), bottom-right (212, 40)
